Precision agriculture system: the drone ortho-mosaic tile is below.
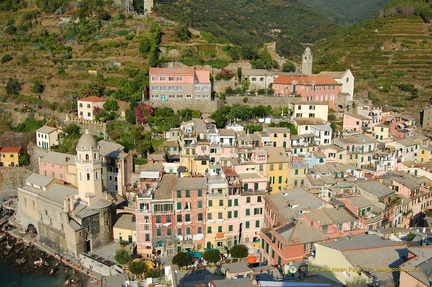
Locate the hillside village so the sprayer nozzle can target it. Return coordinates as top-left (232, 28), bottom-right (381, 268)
top-left (0, 43), bottom-right (432, 287)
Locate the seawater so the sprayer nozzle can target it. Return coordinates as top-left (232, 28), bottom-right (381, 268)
top-left (0, 258), bottom-right (67, 287)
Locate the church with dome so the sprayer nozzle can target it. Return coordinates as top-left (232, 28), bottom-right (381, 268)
top-left (16, 131), bottom-right (124, 257)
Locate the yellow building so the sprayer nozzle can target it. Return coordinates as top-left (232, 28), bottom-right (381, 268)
top-left (292, 101), bottom-right (329, 122)
top-left (372, 123), bottom-right (390, 141)
top-left (205, 175), bottom-right (228, 248)
top-left (0, 147), bottom-right (21, 167)
top-left (264, 147), bottom-right (289, 193)
top-left (418, 147), bottom-right (432, 163)
top-left (113, 213), bottom-right (137, 244)
top-left (309, 235), bottom-right (407, 287)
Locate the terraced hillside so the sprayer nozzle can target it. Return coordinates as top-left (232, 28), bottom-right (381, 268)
top-left (314, 16), bottom-right (432, 111)
top-left (0, 9), bottom-right (234, 113)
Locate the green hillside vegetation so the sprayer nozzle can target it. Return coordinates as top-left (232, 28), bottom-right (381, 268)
top-left (313, 0), bottom-right (432, 111)
top-left (154, 0), bottom-right (339, 58)
top-left (297, 0), bottom-right (393, 24)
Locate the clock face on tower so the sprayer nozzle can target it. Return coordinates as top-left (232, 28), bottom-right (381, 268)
top-left (85, 166), bottom-right (91, 172)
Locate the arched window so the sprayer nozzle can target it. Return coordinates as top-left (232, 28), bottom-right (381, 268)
top-left (86, 154), bottom-right (89, 160)
top-left (95, 172), bottom-right (98, 180)
top-left (94, 153), bottom-right (97, 159)
top-left (87, 173), bottom-right (90, 180)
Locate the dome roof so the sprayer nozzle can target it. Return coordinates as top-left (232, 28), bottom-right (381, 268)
top-left (305, 47), bottom-right (311, 53)
top-left (77, 131), bottom-right (98, 151)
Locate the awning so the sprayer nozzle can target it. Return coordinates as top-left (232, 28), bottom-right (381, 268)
top-left (140, 171), bottom-right (160, 179)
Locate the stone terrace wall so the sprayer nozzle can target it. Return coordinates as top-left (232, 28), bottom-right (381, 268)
top-left (0, 167), bottom-right (32, 196)
top-left (225, 95), bottom-right (302, 109)
top-left (148, 99), bottom-right (224, 114)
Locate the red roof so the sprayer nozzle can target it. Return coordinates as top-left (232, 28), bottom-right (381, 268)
top-left (274, 76), bottom-right (339, 85)
top-left (0, 147), bottom-right (21, 153)
top-left (79, 96), bottom-right (105, 102)
top-left (150, 67), bottom-right (196, 75)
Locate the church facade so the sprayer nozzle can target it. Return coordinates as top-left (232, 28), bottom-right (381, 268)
top-left (16, 132), bottom-right (122, 257)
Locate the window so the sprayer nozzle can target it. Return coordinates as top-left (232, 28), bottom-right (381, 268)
top-left (197, 227), bottom-right (202, 234)
top-left (157, 229), bottom-right (162, 236)
top-left (177, 214), bottom-right (182, 222)
top-left (246, 197), bottom-right (251, 203)
top-left (234, 211), bottom-right (238, 218)
top-left (228, 211), bottom-right (232, 218)
top-left (177, 190), bottom-right (181, 198)
top-left (295, 169), bottom-right (299, 175)
top-left (228, 225), bottom-right (233, 231)
top-left (234, 199), bottom-right (239, 206)
top-left (270, 164), bottom-right (274, 171)
top-left (176, 202), bottom-right (182, 210)
top-left (219, 200), bottom-right (223, 206)
top-left (198, 189), bottom-right (202, 197)
top-left (178, 228), bottom-right (182, 235)
top-left (279, 163), bottom-right (283, 170)
top-left (152, 86), bottom-right (158, 91)
top-left (245, 221), bottom-right (250, 229)
top-left (177, 86), bottom-right (183, 91)
top-left (160, 77), bottom-right (166, 81)
top-left (186, 227), bottom-right (191, 235)
top-left (207, 213), bottom-right (212, 219)
top-left (218, 212), bottom-right (223, 219)
top-left (151, 76), bottom-right (158, 81)
top-left (278, 176), bottom-right (282, 184)
top-left (166, 215), bottom-right (171, 223)
top-left (145, 234), bottom-right (150, 241)
top-left (168, 76), bottom-right (174, 81)
top-left (198, 213), bottom-right (203, 221)
top-left (228, 200), bottom-right (232, 207)
top-left (207, 227), bottom-right (212, 234)
top-left (160, 86), bottom-right (167, 91)
top-left (209, 200), bottom-right (213, 207)
top-left (185, 214), bottom-right (191, 221)
top-left (198, 201), bottom-right (203, 208)
top-left (169, 86), bottom-right (175, 91)
top-left (246, 209), bottom-right (250, 216)
top-left (218, 226), bottom-right (222, 232)
top-left (257, 196), bottom-right (262, 202)
top-left (185, 190), bottom-right (190, 197)
top-left (167, 228), bottom-right (172, 236)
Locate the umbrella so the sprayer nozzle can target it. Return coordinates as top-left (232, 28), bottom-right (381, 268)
top-left (247, 256), bottom-right (257, 263)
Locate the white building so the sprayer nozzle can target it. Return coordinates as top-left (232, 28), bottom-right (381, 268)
top-left (36, 125), bottom-right (61, 150)
top-left (317, 69), bottom-right (355, 100)
top-left (77, 96), bottom-right (105, 120)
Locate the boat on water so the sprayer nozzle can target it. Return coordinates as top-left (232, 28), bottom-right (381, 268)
top-left (16, 258), bottom-right (26, 265)
top-left (5, 244), bottom-right (13, 251)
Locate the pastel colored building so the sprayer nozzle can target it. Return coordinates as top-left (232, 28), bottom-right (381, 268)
top-left (292, 101), bottom-right (329, 122)
top-left (310, 235), bottom-right (407, 287)
top-left (264, 147), bottom-right (289, 193)
top-left (36, 126), bottom-right (61, 150)
top-left (418, 146), bottom-right (432, 163)
top-left (272, 76), bottom-right (341, 109)
top-left (372, 123), bottom-right (390, 140)
top-left (263, 127), bottom-right (290, 149)
top-left (317, 69), bottom-right (355, 100)
top-left (399, 247), bottom-right (432, 287)
top-left (149, 67), bottom-right (212, 101)
top-left (173, 177), bottom-right (207, 251)
top-left (342, 113), bottom-right (371, 133)
top-left (77, 96), bottom-right (105, 120)
top-left (205, 175), bottom-right (228, 248)
top-left (38, 151), bottom-right (76, 184)
top-left (0, 147), bottom-right (21, 167)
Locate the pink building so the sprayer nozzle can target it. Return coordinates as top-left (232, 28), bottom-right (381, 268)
top-left (149, 67), bottom-right (212, 101)
top-left (38, 151), bottom-right (76, 184)
top-left (173, 177), bottom-right (207, 250)
top-left (342, 113), bottom-right (371, 133)
top-left (272, 76), bottom-right (341, 109)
